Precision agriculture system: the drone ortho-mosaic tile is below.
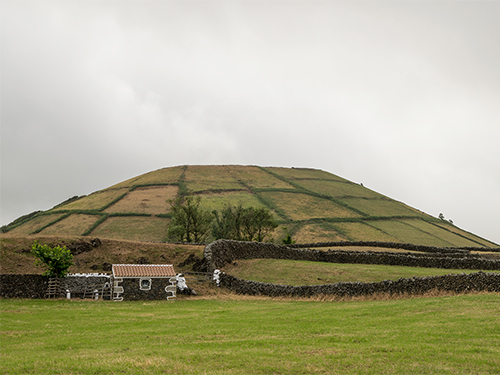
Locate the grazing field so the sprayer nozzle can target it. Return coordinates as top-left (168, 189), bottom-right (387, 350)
top-left (1, 295), bottom-right (499, 374)
top-left (223, 259), bottom-right (500, 286)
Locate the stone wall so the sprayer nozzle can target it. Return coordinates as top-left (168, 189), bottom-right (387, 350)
top-left (0, 274), bottom-right (112, 298)
top-left (204, 240), bottom-right (500, 272)
top-left (0, 274), bottom-right (49, 298)
top-left (219, 271), bottom-right (500, 298)
top-left (0, 274), bottom-right (176, 300)
top-left (288, 241), bottom-right (500, 253)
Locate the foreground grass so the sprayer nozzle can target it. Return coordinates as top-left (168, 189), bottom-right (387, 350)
top-left (1, 294), bottom-right (499, 374)
top-left (223, 259), bottom-right (500, 285)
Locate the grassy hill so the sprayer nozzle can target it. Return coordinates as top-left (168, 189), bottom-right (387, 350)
top-left (2, 165), bottom-right (497, 247)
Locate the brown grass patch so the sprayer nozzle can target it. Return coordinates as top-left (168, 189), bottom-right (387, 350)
top-left (104, 186), bottom-right (178, 214)
top-left (106, 166), bottom-right (184, 189)
top-left (39, 214), bottom-right (100, 236)
top-left (52, 188), bottom-right (129, 211)
top-left (294, 223), bottom-right (347, 243)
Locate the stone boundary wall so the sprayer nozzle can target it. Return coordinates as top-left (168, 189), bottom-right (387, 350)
top-left (0, 274), bottom-right (110, 299)
top-left (0, 274), bottom-right (49, 299)
top-left (219, 271), bottom-right (500, 298)
top-left (204, 240), bottom-right (500, 272)
top-left (288, 241), bottom-right (500, 253)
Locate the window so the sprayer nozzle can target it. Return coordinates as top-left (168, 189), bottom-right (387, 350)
top-left (139, 278), bottom-right (151, 290)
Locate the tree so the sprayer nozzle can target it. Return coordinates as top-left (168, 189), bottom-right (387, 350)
top-left (247, 207), bottom-right (278, 242)
top-left (212, 204), bottom-right (278, 242)
top-left (281, 227), bottom-right (295, 245)
top-left (31, 241), bottom-right (74, 278)
top-left (167, 195), bottom-right (213, 242)
top-left (212, 203), bottom-right (244, 241)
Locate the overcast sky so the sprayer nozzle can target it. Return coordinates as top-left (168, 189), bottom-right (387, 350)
top-left (1, 1), bottom-right (499, 244)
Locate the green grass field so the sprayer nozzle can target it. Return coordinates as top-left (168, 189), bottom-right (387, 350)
top-left (223, 259), bottom-right (500, 285)
top-left (1, 295), bottom-right (499, 374)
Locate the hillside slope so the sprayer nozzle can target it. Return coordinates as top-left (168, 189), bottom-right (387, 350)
top-left (2, 165), bottom-right (497, 247)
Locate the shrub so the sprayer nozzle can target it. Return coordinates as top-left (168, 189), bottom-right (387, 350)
top-left (31, 241), bottom-right (74, 278)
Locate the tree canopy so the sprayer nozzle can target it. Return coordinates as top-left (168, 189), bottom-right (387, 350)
top-left (168, 197), bottom-right (278, 243)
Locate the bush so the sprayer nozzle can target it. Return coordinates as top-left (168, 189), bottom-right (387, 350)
top-left (31, 241), bottom-right (74, 278)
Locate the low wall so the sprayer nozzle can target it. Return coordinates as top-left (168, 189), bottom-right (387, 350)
top-left (204, 240), bottom-right (500, 272)
top-left (288, 241), bottom-right (500, 253)
top-left (0, 274), bottom-right (49, 299)
top-left (0, 274), bottom-right (111, 299)
top-left (220, 272), bottom-right (500, 298)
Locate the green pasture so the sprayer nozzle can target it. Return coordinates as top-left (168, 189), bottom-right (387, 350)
top-left (368, 220), bottom-right (454, 247)
top-left (400, 219), bottom-right (484, 248)
top-left (293, 179), bottom-right (382, 199)
top-left (91, 216), bottom-right (169, 242)
top-left (224, 259), bottom-right (500, 286)
top-left (340, 198), bottom-right (419, 217)
top-left (1, 295), bottom-right (499, 374)
top-left (199, 191), bottom-right (268, 212)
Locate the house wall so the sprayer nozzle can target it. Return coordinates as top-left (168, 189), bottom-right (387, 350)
top-left (117, 277), bottom-right (176, 301)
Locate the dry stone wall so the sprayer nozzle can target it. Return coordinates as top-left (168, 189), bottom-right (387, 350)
top-left (219, 272), bottom-right (500, 298)
top-left (204, 240), bottom-right (500, 272)
top-left (204, 240), bottom-right (500, 298)
top-left (288, 241), bottom-right (500, 253)
top-left (0, 274), bottom-right (49, 298)
top-left (0, 274), bottom-right (111, 298)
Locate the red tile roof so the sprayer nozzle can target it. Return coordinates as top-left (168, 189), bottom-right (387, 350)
top-left (112, 264), bottom-right (176, 278)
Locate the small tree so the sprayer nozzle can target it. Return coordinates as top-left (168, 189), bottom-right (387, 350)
top-left (31, 241), bottom-right (74, 278)
top-left (281, 227), bottom-right (295, 245)
top-left (167, 195), bottom-right (213, 242)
